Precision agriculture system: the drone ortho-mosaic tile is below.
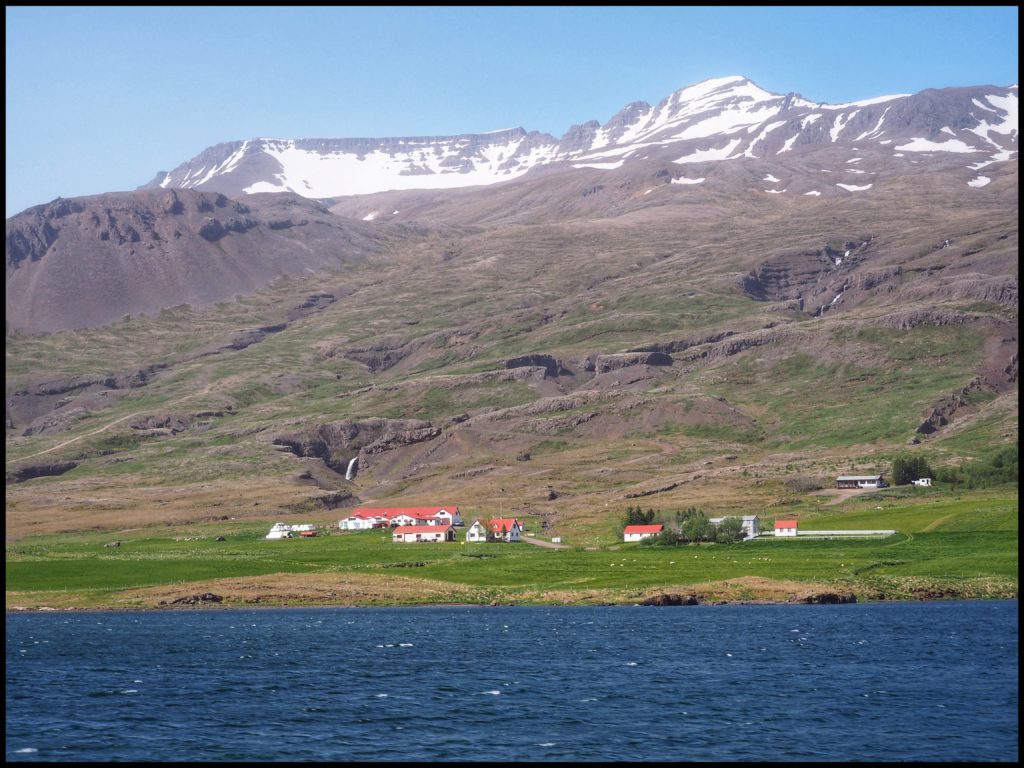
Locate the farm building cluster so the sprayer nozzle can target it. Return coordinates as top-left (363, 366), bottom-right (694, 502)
top-left (271, 471), bottom-right (911, 545)
top-left (266, 507), bottom-right (527, 545)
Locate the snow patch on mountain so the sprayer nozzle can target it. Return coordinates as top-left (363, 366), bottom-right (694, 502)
top-left (895, 138), bottom-right (981, 153)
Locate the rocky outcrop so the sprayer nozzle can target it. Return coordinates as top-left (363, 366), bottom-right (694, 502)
top-left (740, 249), bottom-right (837, 301)
top-left (470, 392), bottom-right (608, 423)
top-left (629, 330), bottom-right (736, 354)
top-left (801, 592), bottom-right (857, 604)
top-left (505, 354), bottom-right (572, 377)
top-left (162, 593), bottom-right (224, 605)
top-left (273, 418), bottom-right (441, 472)
top-left (916, 377), bottom-right (992, 435)
top-left (875, 308), bottom-right (984, 330)
top-left (640, 593), bottom-right (701, 606)
top-left (595, 352), bottom-right (673, 372)
top-left (625, 481), bottom-right (680, 499)
top-left (899, 273), bottom-right (1018, 309)
top-left (6, 460), bottom-right (78, 484)
top-left (129, 412), bottom-right (192, 433)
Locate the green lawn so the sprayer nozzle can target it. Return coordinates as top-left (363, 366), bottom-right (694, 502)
top-left (6, 489), bottom-right (1017, 607)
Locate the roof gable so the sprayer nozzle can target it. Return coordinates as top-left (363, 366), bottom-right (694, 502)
top-left (488, 518), bottom-right (521, 531)
top-left (354, 506), bottom-right (459, 518)
top-left (624, 524), bottom-right (663, 534)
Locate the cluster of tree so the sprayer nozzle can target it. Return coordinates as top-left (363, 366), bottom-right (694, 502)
top-left (632, 506), bottom-right (746, 546)
top-left (934, 444), bottom-right (1018, 490)
top-left (622, 505), bottom-right (657, 527)
top-left (891, 454), bottom-right (933, 486)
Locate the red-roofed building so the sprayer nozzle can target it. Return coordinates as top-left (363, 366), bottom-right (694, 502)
top-left (488, 518), bottom-right (523, 542)
top-left (623, 524), bottom-right (663, 542)
top-left (774, 520), bottom-right (799, 537)
top-left (345, 506), bottom-right (463, 528)
top-left (339, 509), bottom-right (389, 530)
top-left (392, 525), bottom-right (456, 543)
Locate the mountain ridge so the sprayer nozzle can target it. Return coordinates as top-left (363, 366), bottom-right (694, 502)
top-left (141, 76), bottom-right (1017, 202)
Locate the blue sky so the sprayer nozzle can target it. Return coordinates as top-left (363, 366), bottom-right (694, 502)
top-left (5, 6), bottom-right (1018, 217)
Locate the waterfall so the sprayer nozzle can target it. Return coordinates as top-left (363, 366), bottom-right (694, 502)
top-left (345, 456), bottom-right (358, 481)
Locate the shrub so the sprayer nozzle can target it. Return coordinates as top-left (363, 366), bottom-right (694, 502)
top-left (713, 517), bottom-right (746, 544)
top-left (785, 475), bottom-right (824, 493)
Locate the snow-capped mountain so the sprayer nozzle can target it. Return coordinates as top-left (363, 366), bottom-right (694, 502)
top-left (146, 75), bottom-right (1017, 200)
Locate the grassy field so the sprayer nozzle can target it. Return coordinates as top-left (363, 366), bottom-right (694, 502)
top-left (6, 487), bottom-right (1016, 611)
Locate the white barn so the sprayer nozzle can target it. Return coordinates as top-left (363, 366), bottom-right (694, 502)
top-left (392, 525), bottom-right (456, 543)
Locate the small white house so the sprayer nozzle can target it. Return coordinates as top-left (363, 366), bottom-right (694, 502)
top-left (774, 520), bottom-right (799, 537)
top-left (392, 525), bottom-right (455, 543)
top-left (488, 518), bottom-right (523, 542)
top-left (465, 520), bottom-right (488, 542)
top-left (623, 524), bottom-right (663, 542)
top-left (708, 515), bottom-right (761, 540)
top-left (912, 478), bottom-right (932, 487)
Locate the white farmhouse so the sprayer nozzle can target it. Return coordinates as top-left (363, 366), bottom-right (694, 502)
top-left (623, 524), bottom-right (663, 542)
top-left (488, 518), bottom-right (523, 542)
top-left (465, 520), bottom-right (488, 542)
top-left (392, 525), bottom-right (456, 543)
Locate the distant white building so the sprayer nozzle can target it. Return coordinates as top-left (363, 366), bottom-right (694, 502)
top-left (346, 506), bottom-right (463, 527)
top-left (465, 520), bottom-right (488, 542)
top-left (708, 515), bottom-right (761, 539)
top-left (836, 475), bottom-right (886, 489)
top-left (392, 525), bottom-right (456, 543)
top-left (266, 523), bottom-right (292, 539)
top-left (623, 524), bottom-right (663, 542)
top-left (488, 518), bottom-right (523, 542)
top-left (912, 478), bottom-right (932, 487)
top-left (774, 520), bottom-right (798, 537)
top-left (339, 510), bottom-right (388, 530)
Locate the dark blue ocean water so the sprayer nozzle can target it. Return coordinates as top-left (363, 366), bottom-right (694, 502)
top-left (6, 601), bottom-right (1018, 762)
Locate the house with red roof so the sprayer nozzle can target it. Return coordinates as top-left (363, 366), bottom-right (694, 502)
top-left (339, 509), bottom-right (389, 530)
top-left (343, 506), bottom-right (463, 529)
top-left (623, 524), bottom-right (663, 542)
top-left (392, 524), bottom-right (456, 543)
top-left (488, 518), bottom-right (523, 542)
top-left (774, 520), bottom-right (799, 537)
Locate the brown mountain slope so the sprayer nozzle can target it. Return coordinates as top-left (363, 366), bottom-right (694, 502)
top-left (5, 189), bottom-right (383, 334)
